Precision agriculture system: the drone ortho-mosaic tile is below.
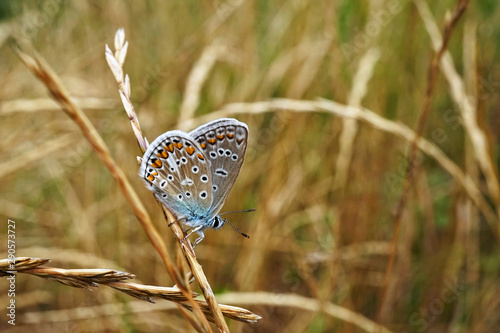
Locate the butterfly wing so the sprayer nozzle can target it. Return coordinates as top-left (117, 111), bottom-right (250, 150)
top-left (139, 130), bottom-right (213, 220)
top-left (189, 118), bottom-right (248, 218)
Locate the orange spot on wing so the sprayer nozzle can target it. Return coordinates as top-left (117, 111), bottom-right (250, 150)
top-left (200, 143), bottom-right (207, 149)
top-left (237, 139), bottom-right (244, 144)
top-left (147, 175), bottom-right (155, 181)
top-left (185, 147), bottom-right (195, 155)
top-left (174, 142), bottom-right (183, 149)
top-left (227, 133), bottom-right (234, 139)
top-left (197, 153), bottom-right (205, 160)
top-left (153, 159), bottom-right (162, 168)
top-left (151, 171), bottom-right (158, 176)
top-left (208, 139), bottom-right (216, 144)
top-left (165, 144), bottom-right (174, 152)
top-left (217, 134), bottom-right (224, 140)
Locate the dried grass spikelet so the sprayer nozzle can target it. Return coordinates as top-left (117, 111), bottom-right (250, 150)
top-left (0, 257), bottom-right (50, 274)
top-left (181, 300), bottom-right (262, 325)
top-left (1, 257), bottom-right (194, 303)
top-left (1, 257), bottom-right (260, 325)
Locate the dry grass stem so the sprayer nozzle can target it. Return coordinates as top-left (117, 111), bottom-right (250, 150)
top-left (0, 134), bottom-right (79, 180)
top-left (179, 98), bottom-right (497, 231)
top-left (288, 39), bottom-right (332, 97)
top-left (415, 0), bottom-right (500, 220)
top-left (304, 241), bottom-right (391, 264)
top-left (0, 15), bottom-right (13, 48)
top-left (1, 257), bottom-right (259, 326)
top-left (379, 0), bottom-right (470, 322)
top-left (216, 292), bottom-right (393, 333)
top-left (0, 257), bottom-right (200, 304)
top-left (334, 47), bottom-right (380, 191)
top-left (258, 39), bottom-right (328, 96)
top-left (178, 42), bottom-right (227, 127)
top-left (205, 0), bottom-right (246, 36)
top-left (22, 294), bottom-right (260, 327)
top-left (19, 290), bottom-right (387, 330)
top-left (0, 97), bottom-right (117, 114)
top-left (161, 202), bottom-right (231, 332)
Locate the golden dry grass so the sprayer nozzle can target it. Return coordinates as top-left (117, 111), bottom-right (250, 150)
top-left (1, 0), bottom-right (500, 332)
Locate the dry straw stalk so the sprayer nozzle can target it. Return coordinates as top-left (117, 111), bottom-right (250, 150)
top-left (414, 0), bottom-right (500, 222)
top-left (379, 0), bottom-right (471, 322)
top-left (0, 257), bottom-right (259, 325)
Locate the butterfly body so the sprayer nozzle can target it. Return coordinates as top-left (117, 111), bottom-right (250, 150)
top-left (139, 118), bottom-right (248, 246)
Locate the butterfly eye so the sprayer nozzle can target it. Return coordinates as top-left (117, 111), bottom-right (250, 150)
top-left (231, 154), bottom-right (238, 161)
top-left (199, 191), bottom-right (207, 199)
top-left (212, 185), bottom-right (218, 192)
top-left (200, 175), bottom-right (208, 183)
top-left (218, 148), bottom-right (224, 156)
top-left (177, 194), bottom-right (183, 200)
top-left (210, 151), bottom-right (217, 158)
top-left (212, 217), bottom-right (225, 230)
top-left (181, 157), bottom-right (188, 164)
top-left (192, 166), bottom-right (199, 174)
top-left (185, 191), bottom-right (191, 198)
top-left (225, 150), bottom-right (231, 156)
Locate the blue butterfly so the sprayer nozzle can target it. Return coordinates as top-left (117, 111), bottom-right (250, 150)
top-left (139, 118), bottom-right (249, 246)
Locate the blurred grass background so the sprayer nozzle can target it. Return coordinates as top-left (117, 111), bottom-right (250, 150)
top-left (1, 0), bottom-right (499, 332)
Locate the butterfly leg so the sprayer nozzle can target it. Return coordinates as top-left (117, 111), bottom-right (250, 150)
top-left (192, 229), bottom-right (206, 248)
top-left (168, 216), bottom-right (187, 227)
top-left (182, 225), bottom-right (204, 248)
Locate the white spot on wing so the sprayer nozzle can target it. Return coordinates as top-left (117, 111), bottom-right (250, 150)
top-left (181, 177), bottom-right (194, 186)
top-left (215, 168), bottom-right (228, 177)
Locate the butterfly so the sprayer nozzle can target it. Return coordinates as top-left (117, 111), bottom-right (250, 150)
top-left (139, 118), bottom-right (249, 247)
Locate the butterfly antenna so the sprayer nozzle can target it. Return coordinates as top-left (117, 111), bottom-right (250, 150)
top-left (219, 208), bottom-right (256, 216)
top-left (224, 218), bottom-right (250, 239)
